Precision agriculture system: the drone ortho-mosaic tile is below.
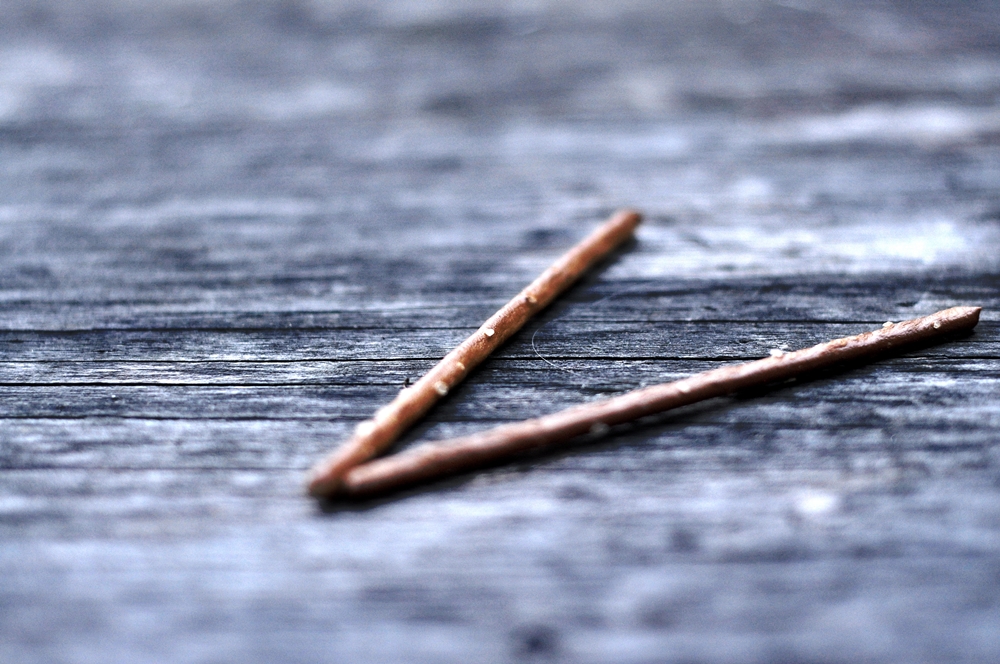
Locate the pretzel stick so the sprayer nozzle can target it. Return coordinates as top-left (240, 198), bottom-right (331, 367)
top-left (338, 306), bottom-right (981, 498)
top-left (307, 209), bottom-right (642, 497)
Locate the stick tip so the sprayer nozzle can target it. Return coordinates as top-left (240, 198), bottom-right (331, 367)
top-left (950, 305), bottom-right (983, 327)
top-left (614, 208), bottom-right (643, 230)
top-left (306, 464), bottom-right (344, 498)
top-left (964, 305), bottom-right (982, 317)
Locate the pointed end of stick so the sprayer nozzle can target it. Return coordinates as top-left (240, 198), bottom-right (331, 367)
top-left (580, 209), bottom-right (641, 258)
top-left (962, 305), bottom-right (982, 322)
top-left (945, 305), bottom-right (982, 330)
top-left (306, 464), bottom-right (344, 498)
top-left (306, 424), bottom-right (384, 498)
top-left (306, 448), bottom-right (360, 498)
top-left (613, 208), bottom-right (643, 234)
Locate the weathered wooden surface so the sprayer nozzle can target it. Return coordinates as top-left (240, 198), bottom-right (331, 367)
top-left (1, 2), bottom-right (999, 662)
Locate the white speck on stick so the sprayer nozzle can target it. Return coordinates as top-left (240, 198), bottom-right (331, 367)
top-left (338, 306), bottom-right (982, 499)
top-left (307, 209), bottom-right (643, 498)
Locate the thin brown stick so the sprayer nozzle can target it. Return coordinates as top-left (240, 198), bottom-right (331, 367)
top-left (307, 209), bottom-right (643, 497)
top-left (339, 306), bottom-right (982, 498)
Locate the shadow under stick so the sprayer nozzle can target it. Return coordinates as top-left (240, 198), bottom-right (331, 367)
top-left (340, 306), bottom-right (982, 498)
top-left (307, 209), bottom-right (643, 497)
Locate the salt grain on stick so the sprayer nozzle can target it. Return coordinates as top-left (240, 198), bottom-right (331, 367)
top-left (339, 306), bottom-right (982, 498)
top-left (307, 209), bottom-right (642, 497)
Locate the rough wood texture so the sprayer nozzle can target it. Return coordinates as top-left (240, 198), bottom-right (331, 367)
top-left (308, 209), bottom-right (641, 496)
top-left (343, 307), bottom-right (984, 497)
top-left (1, 2), bottom-right (998, 663)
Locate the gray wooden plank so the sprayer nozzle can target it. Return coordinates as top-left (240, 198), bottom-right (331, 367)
top-left (1, 2), bottom-right (999, 663)
top-left (0, 321), bottom-right (993, 363)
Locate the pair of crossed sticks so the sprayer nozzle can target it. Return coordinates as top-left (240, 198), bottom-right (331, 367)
top-left (308, 210), bottom-right (982, 500)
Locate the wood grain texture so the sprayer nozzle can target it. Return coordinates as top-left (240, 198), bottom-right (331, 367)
top-left (341, 307), bottom-right (984, 497)
top-left (307, 210), bottom-right (641, 496)
top-left (1, 2), bottom-right (998, 663)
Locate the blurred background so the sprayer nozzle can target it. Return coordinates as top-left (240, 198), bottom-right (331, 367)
top-left (1, 0), bottom-right (999, 278)
top-left (5, 0), bottom-right (1000, 124)
top-left (1, 2), bottom-right (999, 663)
